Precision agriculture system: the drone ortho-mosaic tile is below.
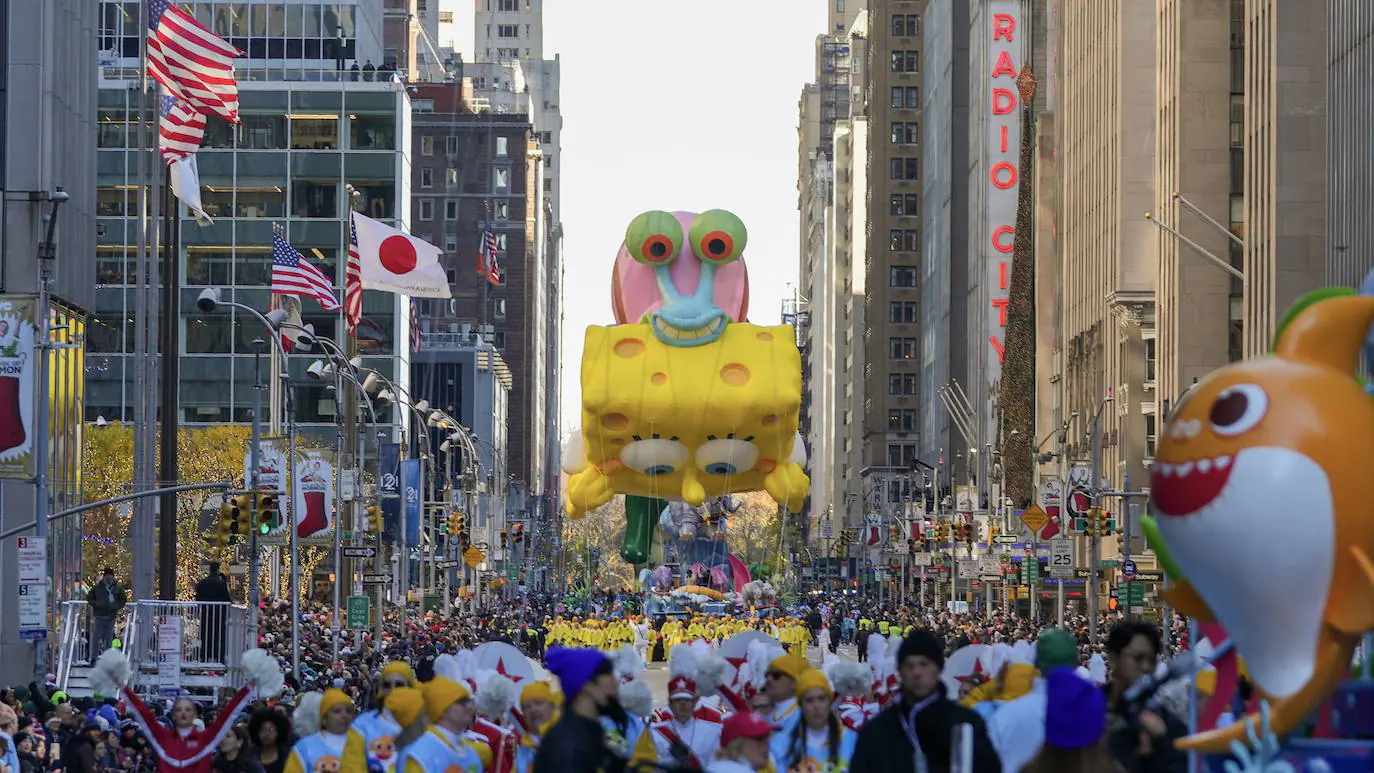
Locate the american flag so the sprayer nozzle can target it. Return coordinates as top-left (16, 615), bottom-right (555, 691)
top-left (478, 229), bottom-right (501, 286)
top-left (345, 217), bottom-right (363, 332)
top-left (158, 95), bottom-right (206, 164)
top-left (147, 0), bottom-right (243, 124)
top-left (271, 233), bottom-right (340, 310)
top-left (410, 298), bottom-right (423, 354)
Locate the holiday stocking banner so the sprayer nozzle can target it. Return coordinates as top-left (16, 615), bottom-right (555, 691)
top-left (0, 297), bottom-right (38, 480)
top-left (293, 451), bottom-right (335, 538)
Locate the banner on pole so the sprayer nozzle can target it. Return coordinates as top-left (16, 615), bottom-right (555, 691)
top-left (379, 442), bottom-right (401, 542)
top-left (294, 450), bottom-right (335, 538)
top-left (402, 459), bottom-right (421, 547)
top-left (0, 296), bottom-right (39, 480)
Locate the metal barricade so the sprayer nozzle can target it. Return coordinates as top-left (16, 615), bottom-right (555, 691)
top-left (129, 602), bottom-right (248, 674)
top-left (57, 600), bottom-right (138, 686)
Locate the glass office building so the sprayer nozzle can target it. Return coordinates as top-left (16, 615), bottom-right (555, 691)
top-left (90, 77), bottom-right (413, 444)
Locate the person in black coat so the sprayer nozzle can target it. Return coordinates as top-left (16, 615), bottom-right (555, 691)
top-left (195, 562), bottom-right (232, 663)
top-left (851, 629), bottom-right (1001, 773)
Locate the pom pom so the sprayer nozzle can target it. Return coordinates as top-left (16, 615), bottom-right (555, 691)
top-left (89, 648), bottom-right (130, 698)
top-left (866, 633), bottom-right (887, 664)
top-left (476, 672), bottom-right (518, 720)
top-left (619, 679), bottom-right (654, 718)
top-left (433, 653), bottom-right (464, 684)
top-left (611, 645), bottom-right (645, 682)
top-left (826, 659), bottom-right (872, 698)
top-left (1010, 640), bottom-right (1035, 665)
top-left (241, 648), bottom-right (284, 698)
top-left (695, 654), bottom-right (728, 698)
top-left (1087, 654), bottom-right (1108, 686)
top-left (293, 692), bottom-right (323, 738)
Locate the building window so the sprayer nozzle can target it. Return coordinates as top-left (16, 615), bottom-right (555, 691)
top-left (498, 0), bottom-right (518, 10)
top-left (497, 24), bottom-right (519, 37)
top-left (889, 229), bottom-right (920, 252)
top-left (890, 87), bottom-right (903, 109)
top-left (904, 86), bottom-right (920, 108)
top-left (889, 266), bottom-right (917, 287)
top-left (494, 168), bottom-right (509, 190)
top-left (495, 200), bottom-right (510, 220)
top-left (446, 136), bottom-right (460, 155)
top-left (889, 157), bottom-right (919, 180)
top-left (420, 135), bottom-right (434, 156)
top-left (835, 0), bottom-right (845, 11)
top-left (445, 168), bottom-right (459, 188)
top-left (890, 194), bottom-right (920, 216)
top-left (886, 443), bottom-right (918, 468)
top-left (890, 50), bottom-right (919, 73)
top-left (419, 200), bottom-right (434, 220)
top-left (444, 200), bottom-right (458, 220)
top-left (889, 374), bottom-right (902, 395)
top-left (891, 14), bottom-right (920, 37)
top-left (420, 168), bottom-right (434, 188)
top-left (889, 301), bottom-right (918, 324)
top-left (413, 99), bottom-right (435, 113)
top-left (496, 136), bottom-right (508, 156)
top-left (903, 373), bottom-right (918, 395)
top-left (888, 409), bottom-right (917, 431)
top-left (1144, 337), bottom-right (1157, 383)
top-left (444, 234), bottom-right (458, 253)
top-left (889, 338), bottom-right (917, 359)
top-left (889, 122), bottom-right (918, 144)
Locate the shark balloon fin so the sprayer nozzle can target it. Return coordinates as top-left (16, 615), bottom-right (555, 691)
top-left (1327, 545), bottom-right (1374, 636)
top-left (1141, 516), bottom-right (1183, 581)
top-left (1159, 579), bottom-right (1216, 621)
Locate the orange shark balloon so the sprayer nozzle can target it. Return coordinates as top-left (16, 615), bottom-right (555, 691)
top-left (1150, 295), bottom-right (1374, 753)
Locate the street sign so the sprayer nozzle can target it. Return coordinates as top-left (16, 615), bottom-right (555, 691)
top-left (1049, 537), bottom-right (1074, 579)
top-left (1121, 559), bottom-right (1138, 581)
top-left (363, 573), bottom-right (391, 584)
top-left (16, 537), bottom-right (46, 641)
top-left (1019, 558), bottom-right (1041, 585)
top-left (1020, 505), bottom-right (1049, 534)
top-left (342, 546), bottom-right (377, 559)
top-left (346, 596), bottom-right (370, 630)
top-left (156, 617), bottom-right (183, 696)
top-left (978, 557), bottom-right (1000, 575)
top-left (435, 560), bottom-right (460, 570)
top-left (506, 563), bottom-right (520, 581)
top-left (992, 534), bottom-right (1018, 545)
top-left (464, 546), bottom-right (486, 568)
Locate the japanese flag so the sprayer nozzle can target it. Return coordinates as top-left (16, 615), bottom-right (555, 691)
top-left (351, 211), bottom-right (453, 299)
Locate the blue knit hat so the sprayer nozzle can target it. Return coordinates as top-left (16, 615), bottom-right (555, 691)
top-left (545, 647), bottom-right (611, 700)
top-left (1044, 667), bottom-right (1106, 750)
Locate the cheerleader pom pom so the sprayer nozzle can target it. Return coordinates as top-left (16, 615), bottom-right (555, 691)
top-left (241, 648), bottom-right (284, 698)
top-left (89, 648), bottom-right (131, 698)
top-left (619, 680), bottom-right (654, 719)
top-left (293, 692), bottom-right (323, 738)
top-left (826, 659), bottom-right (872, 699)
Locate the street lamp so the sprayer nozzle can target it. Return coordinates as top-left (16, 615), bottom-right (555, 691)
top-left (194, 287), bottom-right (292, 652)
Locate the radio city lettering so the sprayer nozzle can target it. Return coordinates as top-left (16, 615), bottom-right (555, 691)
top-left (986, 6), bottom-right (1023, 369)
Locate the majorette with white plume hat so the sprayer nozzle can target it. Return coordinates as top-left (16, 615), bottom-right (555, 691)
top-left (631, 644), bottom-right (724, 768)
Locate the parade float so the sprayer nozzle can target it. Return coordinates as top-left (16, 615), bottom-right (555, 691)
top-left (562, 209), bottom-right (807, 611)
top-left (1143, 281), bottom-right (1374, 771)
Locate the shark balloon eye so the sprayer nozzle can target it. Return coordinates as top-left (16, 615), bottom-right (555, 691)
top-left (1208, 384), bottom-right (1267, 436)
top-left (689, 210), bottom-right (748, 264)
top-left (695, 438), bottom-right (760, 476)
top-left (625, 211), bottom-right (684, 265)
top-left (620, 437), bottom-right (688, 477)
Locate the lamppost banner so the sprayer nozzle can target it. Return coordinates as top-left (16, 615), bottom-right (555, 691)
top-left (0, 296), bottom-right (38, 480)
top-left (294, 450), bottom-right (335, 538)
top-left (243, 438), bottom-right (287, 534)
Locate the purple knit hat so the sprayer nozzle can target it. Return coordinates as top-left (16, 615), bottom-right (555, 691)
top-left (1045, 667), bottom-right (1107, 750)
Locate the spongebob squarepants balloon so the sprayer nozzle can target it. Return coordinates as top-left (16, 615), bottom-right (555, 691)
top-left (562, 210), bottom-right (809, 563)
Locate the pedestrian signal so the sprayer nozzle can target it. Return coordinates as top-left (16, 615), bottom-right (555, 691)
top-left (500, 531), bottom-right (509, 549)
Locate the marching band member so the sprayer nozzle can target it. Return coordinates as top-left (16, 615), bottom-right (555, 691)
top-left (826, 660), bottom-right (877, 732)
top-left (512, 681), bottom-right (559, 773)
top-left (397, 674), bottom-right (485, 773)
top-left (632, 645), bottom-right (723, 768)
top-left (355, 661), bottom-right (418, 773)
top-left (285, 689), bottom-right (369, 773)
top-left (608, 645), bottom-right (653, 756)
top-left (770, 670), bottom-right (855, 773)
top-left (472, 672), bottom-right (519, 773)
top-left (88, 647), bottom-right (283, 773)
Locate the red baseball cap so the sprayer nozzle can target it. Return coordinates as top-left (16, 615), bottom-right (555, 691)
top-left (720, 711), bottom-right (776, 746)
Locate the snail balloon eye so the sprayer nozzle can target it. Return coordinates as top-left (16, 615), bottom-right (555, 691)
top-left (624, 211), bottom-right (684, 266)
top-left (689, 210), bottom-right (748, 264)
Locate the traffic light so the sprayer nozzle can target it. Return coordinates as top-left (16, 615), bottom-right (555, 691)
top-left (255, 491), bottom-right (279, 534)
top-left (366, 504), bottom-right (383, 533)
top-left (964, 523), bottom-right (975, 544)
top-left (217, 494), bottom-right (250, 546)
top-left (500, 531), bottom-right (509, 549)
top-left (446, 513), bottom-right (461, 535)
top-left (907, 537), bottom-right (918, 554)
top-left (512, 523), bottom-right (525, 544)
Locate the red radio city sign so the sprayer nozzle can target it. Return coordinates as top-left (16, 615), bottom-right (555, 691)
top-left (986, 5), bottom-right (1022, 369)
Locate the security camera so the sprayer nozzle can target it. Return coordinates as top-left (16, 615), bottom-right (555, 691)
top-left (196, 287), bottom-right (221, 313)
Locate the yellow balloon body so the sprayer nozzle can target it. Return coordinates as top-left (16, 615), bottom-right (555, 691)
top-left (566, 322), bottom-right (809, 516)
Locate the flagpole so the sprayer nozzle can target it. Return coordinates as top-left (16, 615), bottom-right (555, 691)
top-left (157, 149), bottom-right (180, 601)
